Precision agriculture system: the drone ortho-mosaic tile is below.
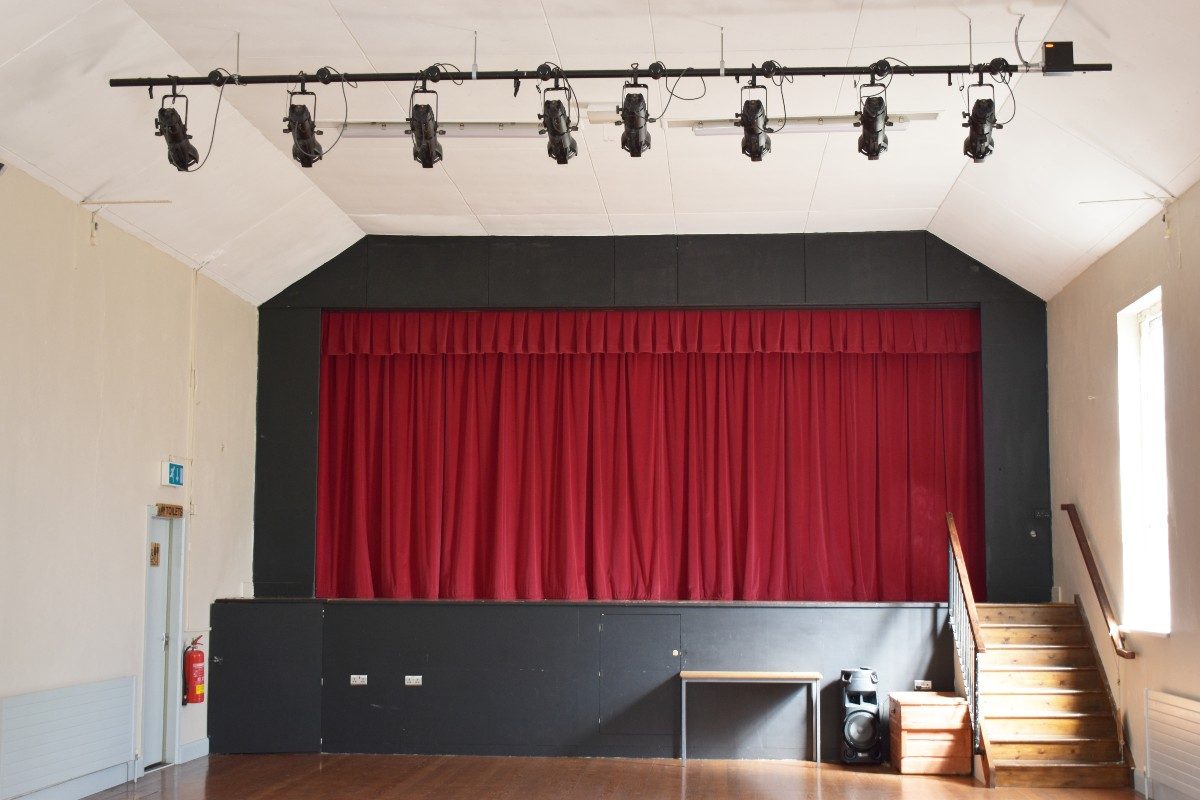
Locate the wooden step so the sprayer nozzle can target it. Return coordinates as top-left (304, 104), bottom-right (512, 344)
top-left (987, 735), bottom-right (1121, 762)
top-left (981, 690), bottom-right (1112, 715)
top-left (979, 644), bottom-right (1095, 668)
top-left (977, 603), bottom-right (1081, 625)
top-left (991, 759), bottom-right (1130, 788)
top-left (981, 623), bottom-right (1087, 646)
top-left (984, 713), bottom-right (1117, 738)
top-left (979, 666), bottom-right (1103, 692)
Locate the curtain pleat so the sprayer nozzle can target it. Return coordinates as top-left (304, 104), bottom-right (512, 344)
top-left (316, 310), bottom-right (985, 601)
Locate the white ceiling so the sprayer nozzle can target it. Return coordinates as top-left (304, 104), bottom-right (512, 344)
top-left (1, 1), bottom-right (1197, 302)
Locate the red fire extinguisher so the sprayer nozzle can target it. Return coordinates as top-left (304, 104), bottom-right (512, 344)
top-left (183, 635), bottom-right (206, 705)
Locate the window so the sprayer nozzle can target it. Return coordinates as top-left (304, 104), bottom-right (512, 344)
top-left (1117, 287), bottom-right (1170, 633)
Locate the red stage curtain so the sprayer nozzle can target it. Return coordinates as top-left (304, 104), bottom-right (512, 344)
top-left (316, 309), bottom-right (984, 602)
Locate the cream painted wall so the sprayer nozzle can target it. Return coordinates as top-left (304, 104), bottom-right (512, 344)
top-left (0, 164), bottom-right (256, 751)
top-left (1048, 179), bottom-right (1200, 779)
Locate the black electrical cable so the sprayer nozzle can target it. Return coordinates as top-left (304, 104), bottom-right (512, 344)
top-left (182, 67), bottom-right (229, 173)
top-left (768, 72), bottom-right (790, 133)
top-left (314, 66), bottom-right (355, 157)
top-left (539, 61), bottom-right (581, 129)
top-left (998, 70), bottom-right (1017, 125)
top-left (653, 66), bottom-right (707, 121)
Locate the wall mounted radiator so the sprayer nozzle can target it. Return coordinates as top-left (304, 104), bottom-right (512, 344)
top-left (1146, 689), bottom-right (1200, 800)
top-left (0, 677), bottom-right (136, 800)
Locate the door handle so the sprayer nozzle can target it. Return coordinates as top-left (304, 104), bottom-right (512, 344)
top-left (211, 655), bottom-right (223, 664)
top-left (672, 649), bottom-right (680, 657)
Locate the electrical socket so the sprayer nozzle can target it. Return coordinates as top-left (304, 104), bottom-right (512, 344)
top-left (405, 675), bottom-right (423, 686)
top-left (350, 674), bottom-right (368, 686)
top-left (913, 679), bottom-right (932, 691)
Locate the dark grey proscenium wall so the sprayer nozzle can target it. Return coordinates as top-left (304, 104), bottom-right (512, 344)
top-left (211, 599), bottom-right (951, 759)
top-left (255, 231), bottom-right (1051, 602)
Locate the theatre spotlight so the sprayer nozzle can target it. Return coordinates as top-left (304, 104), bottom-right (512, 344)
top-left (407, 87), bottom-right (443, 168)
top-left (736, 80), bottom-right (771, 161)
top-left (284, 90), bottom-right (323, 168)
top-left (542, 99), bottom-right (577, 163)
top-left (856, 94), bottom-right (890, 160)
top-left (155, 101), bottom-right (199, 172)
top-left (618, 84), bottom-right (651, 157)
top-left (963, 97), bottom-right (999, 163)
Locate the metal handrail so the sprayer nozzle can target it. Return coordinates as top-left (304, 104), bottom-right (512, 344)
top-left (1060, 504), bottom-right (1136, 659)
top-left (946, 512), bottom-right (985, 750)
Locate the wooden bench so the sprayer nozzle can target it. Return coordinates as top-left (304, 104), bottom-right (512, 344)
top-left (679, 670), bottom-right (822, 762)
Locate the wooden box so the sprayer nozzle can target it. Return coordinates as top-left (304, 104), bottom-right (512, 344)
top-left (889, 692), bottom-right (972, 775)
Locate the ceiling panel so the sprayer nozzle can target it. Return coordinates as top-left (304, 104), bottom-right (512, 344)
top-left (0, 0), bottom-right (99, 68)
top-left (808, 110), bottom-right (965, 212)
top-left (478, 213), bottom-right (613, 235)
top-left (438, 137), bottom-right (608, 217)
top-left (609, 212), bottom-right (677, 235)
top-left (352, 213), bottom-right (486, 236)
top-left (807, 207), bottom-right (937, 232)
top-left (666, 127), bottom-right (826, 214)
top-left (676, 210), bottom-right (808, 235)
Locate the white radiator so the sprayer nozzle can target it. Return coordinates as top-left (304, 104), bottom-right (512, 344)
top-left (0, 677), bottom-right (136, 800)
top-left (1147, 689), bottom-right (1200, 800)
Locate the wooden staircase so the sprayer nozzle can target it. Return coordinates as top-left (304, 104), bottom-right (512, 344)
top-left (975, 601), bottom-right (1131, 788)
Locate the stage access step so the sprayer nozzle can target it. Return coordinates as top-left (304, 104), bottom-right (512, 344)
top-left (972, 602), bottom-right (1131, 790)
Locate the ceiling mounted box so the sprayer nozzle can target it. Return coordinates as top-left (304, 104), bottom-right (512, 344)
top-left (1042, 42), bottom-right (1076, 75)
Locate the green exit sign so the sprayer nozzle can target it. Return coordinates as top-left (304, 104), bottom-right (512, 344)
top-left (160, 460), bottom-right (184, 487)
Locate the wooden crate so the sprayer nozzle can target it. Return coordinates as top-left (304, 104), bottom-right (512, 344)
top-left (889, 692), bottom-right (972, 775)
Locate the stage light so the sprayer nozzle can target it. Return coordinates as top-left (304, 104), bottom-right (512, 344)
top-left (619, 87), bottom-right (651, 157)
top-left (155, 105), bottom-right (199, 172)
top-left (407, 85), bottom-right (444, 169)
top-left (285, 93), bottom-right (324, 168)
top-left (737, 99), bottom-right (770, 162)
top-left (963, 97), bottom-right (998, 163)
top-left (407, 104), bottom-right (443, 167)
top-left (856, 94), bottom-right (889, 160)
top-left (540, 98), bottom-right (577, 164)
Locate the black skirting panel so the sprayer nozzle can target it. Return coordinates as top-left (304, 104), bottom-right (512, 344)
top-left (211, 600), bottom-right (952, 760)
top-left (255, 230), bottom-right (1052, 602)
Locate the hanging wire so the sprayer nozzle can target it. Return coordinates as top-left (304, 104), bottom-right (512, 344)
top-left (653, 65), bottom-right (707, 122)
top-left (538, 61), bottom-right (581, 128)
top-left (997, 69), bottom-right (1017, 125)
top-left (315, 66), bottom-right (356, 157)
top-left (182, 67), bottom-right (230, 173)
top-left (768, 70), bottom-right (792, 133)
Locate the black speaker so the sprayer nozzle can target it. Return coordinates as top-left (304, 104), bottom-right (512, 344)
top-left (841, 667), bottom-right (884, 764)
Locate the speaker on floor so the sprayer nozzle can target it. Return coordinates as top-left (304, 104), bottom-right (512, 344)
top-left (841, 667), bottom-right (884, 764)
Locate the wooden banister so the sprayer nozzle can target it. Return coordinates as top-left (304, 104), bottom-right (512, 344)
top-left (946, 512), bottom-right (986, 653)
top-left (1060, 503), bottom-right (1135, 660)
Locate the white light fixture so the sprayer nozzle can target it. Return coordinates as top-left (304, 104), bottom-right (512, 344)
top-left (326, 121), bottom-right (544, 139)
top-left (672, 113), bottom-right (937, 135)
top-left (321, 112), bottom-right (938, 141)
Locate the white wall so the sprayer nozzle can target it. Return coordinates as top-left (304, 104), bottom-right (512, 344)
top-left (0, 164), bottom-right (256, 752)
top-left (1048, 179), bottom-right (1200, 776)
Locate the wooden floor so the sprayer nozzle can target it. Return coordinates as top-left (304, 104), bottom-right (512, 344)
top-left (87, 755), bottom-right (1139, 800)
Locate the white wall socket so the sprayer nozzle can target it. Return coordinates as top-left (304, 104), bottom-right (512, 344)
top-left (405, 675), bottom-right (423, 686)
top-left (913, 679), bottom-right (932, 691)
top-left (350, 674), bottom-right (368, 686)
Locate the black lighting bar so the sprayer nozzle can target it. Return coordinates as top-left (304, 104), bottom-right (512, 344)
top-left (108, 59), bottom-right (1112, 90)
